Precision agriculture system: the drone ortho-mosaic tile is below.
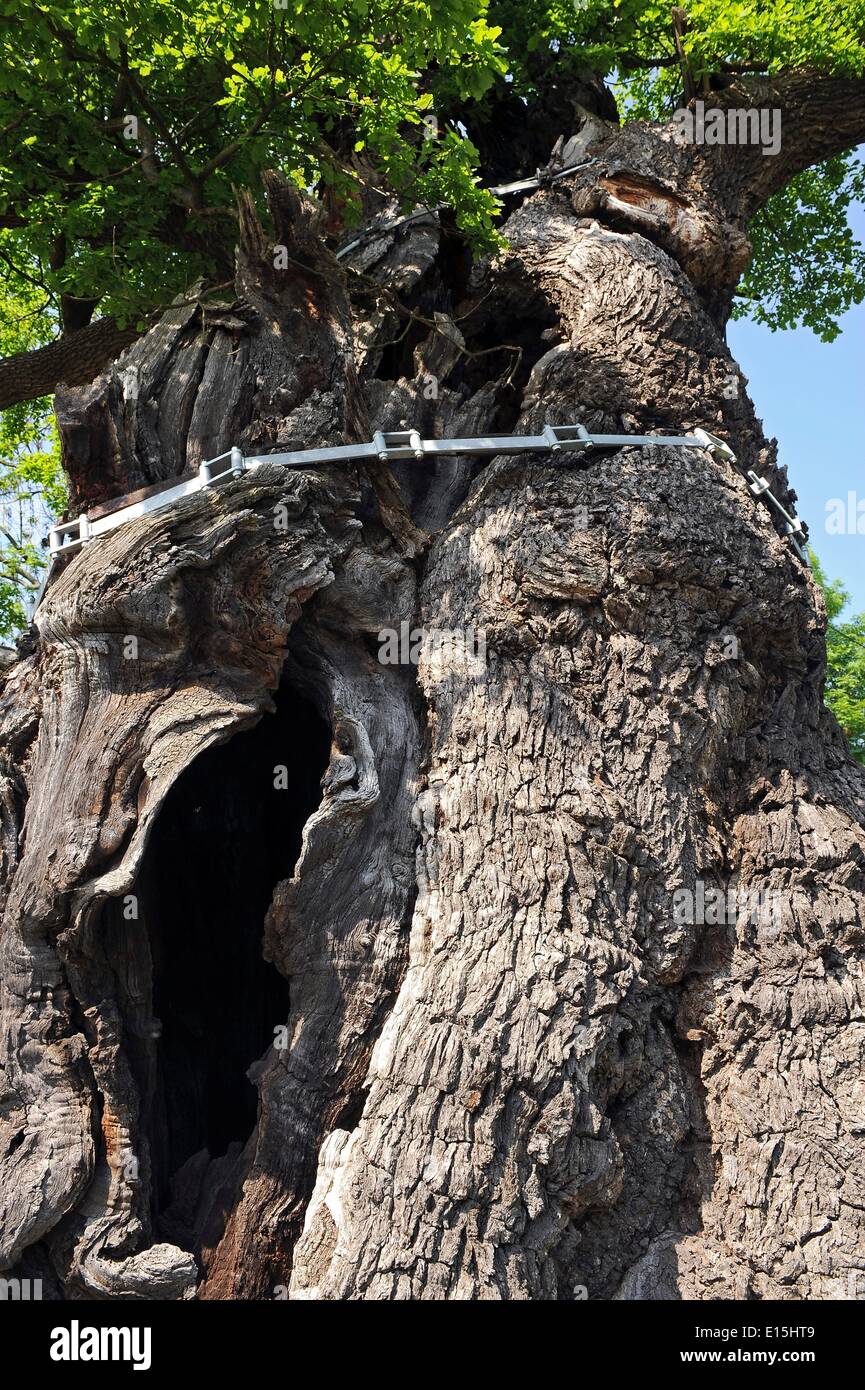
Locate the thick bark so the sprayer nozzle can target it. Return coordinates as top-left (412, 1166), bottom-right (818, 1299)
top-left (716, 70), bottom-right (865, 214)
top-left (1, 99), bottom-right (864, 1303)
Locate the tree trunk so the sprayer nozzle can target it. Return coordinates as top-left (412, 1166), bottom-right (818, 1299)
top-left (1, 115), bottom-right (864, 1302)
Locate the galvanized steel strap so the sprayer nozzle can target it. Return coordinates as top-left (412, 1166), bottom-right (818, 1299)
top-left (37, 422), bottom-right (808, 613)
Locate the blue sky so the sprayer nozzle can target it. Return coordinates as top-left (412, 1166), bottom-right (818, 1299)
top-left (727, 202), bottom-right (865, 614)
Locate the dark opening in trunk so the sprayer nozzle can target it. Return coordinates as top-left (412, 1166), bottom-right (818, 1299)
top-left (140, 678), bottom-right (330, 1212)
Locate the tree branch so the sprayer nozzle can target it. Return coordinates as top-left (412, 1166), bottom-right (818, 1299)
top-left (0, 317), bottom-right (140, 410)
top-left (696, 69), bottom-right (865, 216)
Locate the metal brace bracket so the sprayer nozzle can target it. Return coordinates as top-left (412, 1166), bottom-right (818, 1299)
top-left (693, 428), bottom-right (737, 463)
top-left (747, 471), bottom-right (772, 498)
top-left (542, 423), bottom-right (593, 453)
top-left (747, 471), bottom-right (810, 567)
top-left (48, 514), bottom-right (90, 556)
top-left (372, 429), bottom-right (425, 462)
top-left (199, 447), bottom-right (245, 485)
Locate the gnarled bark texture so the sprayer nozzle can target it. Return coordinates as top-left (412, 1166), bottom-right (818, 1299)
top-left (1, 83), bottom-right (864, 1301)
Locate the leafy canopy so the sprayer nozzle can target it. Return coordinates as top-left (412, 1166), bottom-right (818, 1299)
top-left (1, 0), bottom-right (864, 334)
top-left (0, 269), bottom-right (64, 639)
top-left (811, 552), bottom-right (865, 765)
top-left (0, 0), bottom-right (508, 329)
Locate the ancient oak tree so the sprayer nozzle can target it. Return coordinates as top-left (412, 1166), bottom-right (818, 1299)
top-left (1, 2), bottom-right (864, 1299)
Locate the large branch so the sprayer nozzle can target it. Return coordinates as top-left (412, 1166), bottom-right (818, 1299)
top-left (700, 69), bottom-right (865, 216)
top-left (0, 317), bottom-right (139, 410)
top-left (573, 66), bottom-right (865, 301)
